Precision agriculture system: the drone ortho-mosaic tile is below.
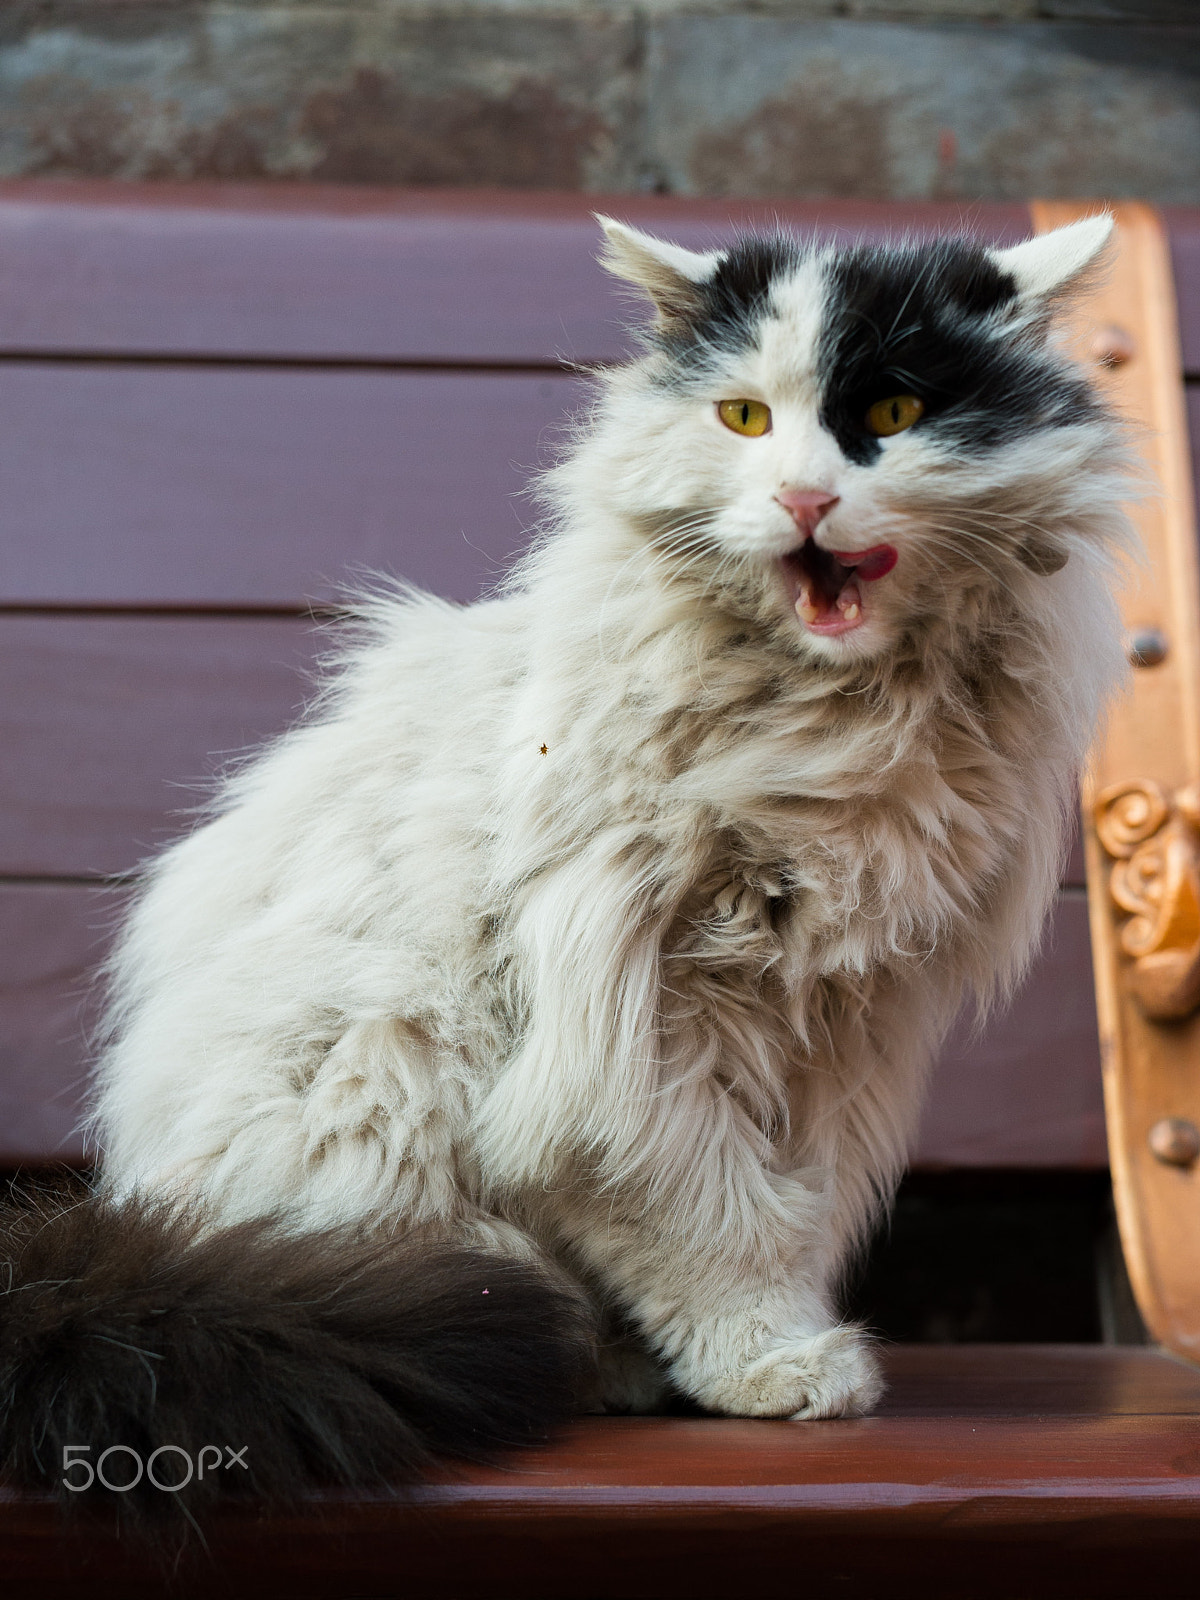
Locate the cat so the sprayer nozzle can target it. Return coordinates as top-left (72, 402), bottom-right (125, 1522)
top-left (1, 213), bottom-right (1131, 1519)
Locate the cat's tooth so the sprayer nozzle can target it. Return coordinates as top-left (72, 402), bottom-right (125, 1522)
top-left (843, 602), bottom-right (861, 621)
top-left (795, 585), bottom-right (819, 624)
top-left (837, 584), bottom-right (862, 621)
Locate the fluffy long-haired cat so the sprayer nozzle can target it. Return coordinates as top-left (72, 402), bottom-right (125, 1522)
top-left (2, 214), bottom-right (1131, 1519)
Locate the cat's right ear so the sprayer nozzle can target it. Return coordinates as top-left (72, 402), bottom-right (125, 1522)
top-left (596, 217), bottom-right (720, 327)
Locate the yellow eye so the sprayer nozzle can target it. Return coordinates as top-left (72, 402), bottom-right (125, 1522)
top-left (866, 394), bottom-right (925, 437)
top-left (718, 399), bottom-right (772, 437)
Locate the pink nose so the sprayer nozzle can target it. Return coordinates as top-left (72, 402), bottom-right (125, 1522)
top-left (775, 489), bottom-right (840, 534)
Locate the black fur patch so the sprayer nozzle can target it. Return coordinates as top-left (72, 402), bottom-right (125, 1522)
top-left (0, 1182), bottom-right (591, 1536)
top-left (659, 236), bottom-right (801, 372)
top-left (817, 239), bottom-right (1098, 465)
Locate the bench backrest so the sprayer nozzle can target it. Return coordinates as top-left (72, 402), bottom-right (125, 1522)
top-left (2, 183), bottom-right (1197, 1169)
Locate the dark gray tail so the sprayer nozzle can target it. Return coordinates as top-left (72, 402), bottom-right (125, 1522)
top-left (0, 1182), bottom-right (591, 1528)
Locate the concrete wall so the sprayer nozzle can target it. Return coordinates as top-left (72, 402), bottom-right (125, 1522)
top-left (1, 3), bottom-right (1196, 199)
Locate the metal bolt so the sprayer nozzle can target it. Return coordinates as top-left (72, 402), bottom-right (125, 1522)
top-left (1091, 325), bottom-right (1136, 368)
top-left (1128, 627), bottom-right (1169, 668)
top-left (1148, 1117), bottom-right (1200, 1169)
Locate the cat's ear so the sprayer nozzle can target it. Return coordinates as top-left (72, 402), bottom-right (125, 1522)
top-left (990, 214), bottom-right (1114, 304)
top-left (596, 217), bottom-right (720, 326)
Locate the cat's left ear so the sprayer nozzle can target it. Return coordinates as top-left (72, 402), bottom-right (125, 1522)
top-left (596, 217), bottom-right (720, 327)
top-left (991, 216), bottom-right (1112, 577)
top-left (990, 213), bottom-right (1114, 305)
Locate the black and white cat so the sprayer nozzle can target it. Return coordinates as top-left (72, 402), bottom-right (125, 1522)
top-left (2, 215), bottom-right (1130, 1514)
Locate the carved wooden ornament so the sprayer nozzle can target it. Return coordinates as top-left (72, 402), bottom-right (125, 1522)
top-left (1036, 200), bottom-right (1200, 1363)
top-left (1095, 779), bottom-right (1200, 1020)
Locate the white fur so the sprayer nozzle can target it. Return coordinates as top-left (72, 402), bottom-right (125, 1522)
top-left (93, 225), bottom-right (1131, 1420)
top-left (993, 213), bottom-right (1114, 301)
top-left (597, 215), bottom-right (721, 321)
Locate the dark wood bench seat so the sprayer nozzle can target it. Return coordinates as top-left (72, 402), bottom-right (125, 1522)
top-left (3, 1346), bottom-right (1199, 1599)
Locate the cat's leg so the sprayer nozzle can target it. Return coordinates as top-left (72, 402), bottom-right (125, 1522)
top-left (495, 1062), bottom-right (888, 1416)
top-left (591, 1308), bottom-right (676, 1414)
top-left (484, 861), bottom-right (920, 1419)
top-left (564, 1186), bottom-right (880, 1419)
top-left (541, 1064), bottom-right (911, 1420)
top-left (594, 1337), bottom-right (675, 1414)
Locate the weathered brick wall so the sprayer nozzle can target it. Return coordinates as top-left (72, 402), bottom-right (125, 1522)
top-left (1, 2), bottom-right (1196, 199)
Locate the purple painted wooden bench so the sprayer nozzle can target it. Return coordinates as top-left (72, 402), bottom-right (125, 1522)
top-left (10, 183), bottom-right (1191, 1173)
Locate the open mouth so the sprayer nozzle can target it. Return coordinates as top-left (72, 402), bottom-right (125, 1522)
top-left (781, 539), bottom-right (898, 637)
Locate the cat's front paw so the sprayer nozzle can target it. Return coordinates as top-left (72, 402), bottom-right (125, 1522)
top-left (701, 1325), bottom-right (883, 1420)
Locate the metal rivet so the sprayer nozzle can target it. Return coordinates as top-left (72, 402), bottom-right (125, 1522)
top-left (1128, 627), bottom-right (1169, 668)
top-left (1091, 325), bottom-right (1136, 368)
top-left (1148, 1117), bottom-right (1200, 1169)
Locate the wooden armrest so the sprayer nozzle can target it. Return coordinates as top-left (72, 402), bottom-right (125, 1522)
top-left (1035, 202), bottom-right (1200, 1362)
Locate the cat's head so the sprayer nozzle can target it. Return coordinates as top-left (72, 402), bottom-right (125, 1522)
top-left (583, 213), bottom-right (1120, 665)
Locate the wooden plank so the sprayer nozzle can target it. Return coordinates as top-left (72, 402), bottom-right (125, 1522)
top-left (0, 883), bottom-right (108, 1167)
top-left (0, 183), bottom-right (1032, 366)
top-left (0, 616), bottom-right (323, 879)
top-left (0, 370), bottom-right (1189, 615)
top-left (0, 242), bottom-right (1191, 616)
top-left (914, 892), bottom-right (1104, 1169)
top-left (0, 882), bottom-right (1101, 1170)
top-left (1165, 207), bottom-right (1200, 377)
top-left (874, 1342), bottom-right (1200, 1416)
top-left (0, 365), bottom-right (582, 608)
top-left (1034, 202), bottom-right (1200, 1366)
top-left (1, 1349), bottom-right (1199, 1599)
top-left (0, 616), bottom-right (1099, 889)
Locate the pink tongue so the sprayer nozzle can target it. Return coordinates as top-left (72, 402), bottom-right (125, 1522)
top-left (832, 545), bottom-right (898, 582)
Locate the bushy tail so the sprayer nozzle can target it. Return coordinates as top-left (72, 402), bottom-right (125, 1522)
top-left (0, 1182), bottom-right (591, 1527)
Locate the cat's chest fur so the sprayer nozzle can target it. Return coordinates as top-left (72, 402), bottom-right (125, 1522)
top-left (502, 622), bottom-right (1025, 995)
top-left (474, 614), bottom-right (1039, 1190)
